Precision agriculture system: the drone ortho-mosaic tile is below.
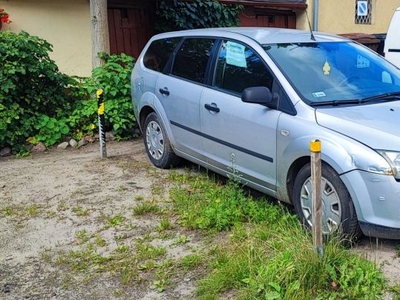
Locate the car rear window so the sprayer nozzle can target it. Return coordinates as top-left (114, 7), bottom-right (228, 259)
top-left (143, 37), bottom-right (181, 72)
top-left (171, 38), bottom-right (215, 83)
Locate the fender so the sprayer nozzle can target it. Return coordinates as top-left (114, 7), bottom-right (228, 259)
top-left (138, 92), bottom-right (178, 148)
top-left (275, 117), bottom-right (390, 205)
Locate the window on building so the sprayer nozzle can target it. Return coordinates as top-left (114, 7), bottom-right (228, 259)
top-left (355, 0), bottom-right (372, 24)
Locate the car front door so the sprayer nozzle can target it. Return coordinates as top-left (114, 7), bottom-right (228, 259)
top-left (200, 40), bottom-right (281, 193)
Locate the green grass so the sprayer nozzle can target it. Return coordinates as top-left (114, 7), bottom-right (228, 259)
top-left (169, 170), bottom-right (390, 300)
top-left (132, 201), bottom-right (162, 215)
top-left (105, 214), bottom-right (126, 229)
top-left (0, 204), bottom-right (43, 219)
top-left (157, 216), bottom-right (174, 231)
top-left (72, 206), bottom-right (90, 217)
top-left (181, 254), bottom-right (203, 270)
top-left (50, 167), bottom-right (397, 299)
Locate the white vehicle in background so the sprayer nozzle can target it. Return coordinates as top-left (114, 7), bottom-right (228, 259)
top-left (384, 7), bottom-right (400, 68)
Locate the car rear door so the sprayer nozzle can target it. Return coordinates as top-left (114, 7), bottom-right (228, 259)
top-left (156, 37), bottom-right (216, 159)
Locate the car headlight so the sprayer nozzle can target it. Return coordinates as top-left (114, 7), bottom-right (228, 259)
top-left (377, 150), bottom-right (400, 179)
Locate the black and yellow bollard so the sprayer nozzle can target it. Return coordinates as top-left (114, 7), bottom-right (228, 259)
top-left (97, 89), bottom-right (107, 158)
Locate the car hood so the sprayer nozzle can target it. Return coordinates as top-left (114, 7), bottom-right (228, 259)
top-left (315, 102), bottom-right (400, 150)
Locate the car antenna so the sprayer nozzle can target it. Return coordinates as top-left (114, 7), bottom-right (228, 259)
top-left (305, 10), bottom-right (316, 41)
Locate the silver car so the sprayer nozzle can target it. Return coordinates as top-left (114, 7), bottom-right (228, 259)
top-left (131, 27), bottom-right (400, 239)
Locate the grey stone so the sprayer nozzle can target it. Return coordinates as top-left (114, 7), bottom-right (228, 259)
top-left (106, 132), bottom-right (115, 141)
top-left (32, 142), bottom-right (46, 152)
top-left (69, 139), bottom-right (78, 148)
top-left (57, 142), bottom-right (69, 150)
top-left (78, 138), bottom-right (88, 148)
top-left (0, 147), bottom-right (11, 157)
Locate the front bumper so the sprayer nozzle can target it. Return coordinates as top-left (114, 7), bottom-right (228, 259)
top-left (341, 170), bottom-right (400, 239)
top-left (359, 222), bottom-right (400, 240)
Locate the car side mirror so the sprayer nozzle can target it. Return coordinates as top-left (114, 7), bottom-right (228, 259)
top-left (241, 86), bottom-right (278, 109)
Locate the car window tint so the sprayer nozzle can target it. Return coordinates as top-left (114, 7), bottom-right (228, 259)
top-left (143, 37), bottom-right (181, 72)
top-left (214, 40), bottom-right (273, 94)
top-left (172, 38), bottom-right (215, 83)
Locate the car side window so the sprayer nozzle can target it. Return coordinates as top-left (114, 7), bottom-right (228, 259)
top-left (214, 40), bottom-right (274, 94)
top-left (171, 38), bottom-right (215, 83)
top-left (143, 37), bottom-right (181, 72)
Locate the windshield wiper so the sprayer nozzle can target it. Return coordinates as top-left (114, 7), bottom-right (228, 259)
top-left (359, 92), bottom-right (400, 103)
top-left (310, 92), bottom-right (400, 107)
top-left (310, 99), bottom-right (361, 107)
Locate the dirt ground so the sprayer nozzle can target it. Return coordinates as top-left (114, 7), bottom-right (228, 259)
top-left (0, 139), bottom-right (399, 300)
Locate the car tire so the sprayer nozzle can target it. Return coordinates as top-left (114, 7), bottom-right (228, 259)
top-left (292, 162), bottom-right (360, 239)
top-left (143, 112), bottom-right (180, 169)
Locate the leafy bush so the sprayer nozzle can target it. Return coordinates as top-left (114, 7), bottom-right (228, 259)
top-left (155, 0), bottom-right (243, 32)
top-left (0, 30), bottom-right (137, 151)
top-left (30, 115), bottom-right (70, 147)
top-left (0, 31), bottom-right (75, 150)
top-left (68, 52), bottom-right (136, 141)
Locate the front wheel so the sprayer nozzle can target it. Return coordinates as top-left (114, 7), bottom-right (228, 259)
top-left (292, 163), bottom-right (360, 239)
top-left (143, 112), bottom-right (180, 169)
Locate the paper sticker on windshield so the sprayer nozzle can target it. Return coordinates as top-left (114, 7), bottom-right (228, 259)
top-left (312, 92), bottom-right (326, 98)
top-left (226, 41), bottom-right (247, 68)
top-left (357, 55), bottom-right (370, 68)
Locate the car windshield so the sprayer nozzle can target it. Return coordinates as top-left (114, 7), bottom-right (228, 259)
top-left (264, 42), bottom-right (400, 105)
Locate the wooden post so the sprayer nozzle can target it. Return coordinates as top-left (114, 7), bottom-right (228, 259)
top-left (89, 0), bottom-right (110, 69)
top-left (97, 89), bottom-right (107, 158)
top-left (310, 139), bottom-right (323, 257)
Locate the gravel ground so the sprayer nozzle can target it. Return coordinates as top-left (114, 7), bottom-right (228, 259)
top-left (0, 139), bottom-right (399, 299)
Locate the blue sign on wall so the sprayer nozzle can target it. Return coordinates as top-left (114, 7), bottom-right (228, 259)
top-left (357, 1), bottom-right (368, 17)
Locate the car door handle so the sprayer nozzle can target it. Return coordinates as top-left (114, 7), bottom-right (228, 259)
top-left (204, 103), bottom-right (220, 113)
top-left (159, 87), bottom-right (170, 96)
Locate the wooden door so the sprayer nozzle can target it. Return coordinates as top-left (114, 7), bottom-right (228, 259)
top-left (108, 1), bottom-right (155, 59)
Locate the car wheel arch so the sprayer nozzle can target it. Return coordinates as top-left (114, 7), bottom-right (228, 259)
top-left (280, 136), bottom-right (358, 203)
top-left (285, 153), bottom-right (352, 206)
top-left (139, 106), bottom-right (155, 130)
top-left (290, 160), bottom-right (361, 238)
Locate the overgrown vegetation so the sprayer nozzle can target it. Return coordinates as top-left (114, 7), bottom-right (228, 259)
top-left (170, 171), bottom-right (388, 299)
top-left (155, 0), bottom-right (243, 32)
top-left (0, 0), bottom-right (243, 153)
top-left (43, 165), bottom-right (396, 299)
top-left (0, 31), bottom-right (75, 152)
top-left (0, 31), bottom-right (136, 153)
top-left (74, 52), bottom-right (136, 140)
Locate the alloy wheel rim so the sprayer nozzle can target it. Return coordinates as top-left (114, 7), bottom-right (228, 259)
top-left (300, 177), bottom-right (342, 234)
top-left (146, 121), bottom-right (164, 160)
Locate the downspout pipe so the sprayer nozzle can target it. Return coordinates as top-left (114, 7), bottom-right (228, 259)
top-left (313, 0), bottom-right (319, 31)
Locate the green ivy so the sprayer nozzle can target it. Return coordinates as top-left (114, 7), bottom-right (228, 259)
top-left (155, 0), bottom-right (243, 32)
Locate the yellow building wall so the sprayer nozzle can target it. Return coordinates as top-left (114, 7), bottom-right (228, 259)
top-left (2, 0), bottom-right (399, 76)
top-left (298, 0), bottom-right (400, 35)
top-left (0, 0), bottom-right (92, 77)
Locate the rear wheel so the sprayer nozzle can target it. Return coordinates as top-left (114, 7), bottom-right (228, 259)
top-left (143, 112), bottom-right (179, 169)
top-left (292, 163), bottom-right (360, 239)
